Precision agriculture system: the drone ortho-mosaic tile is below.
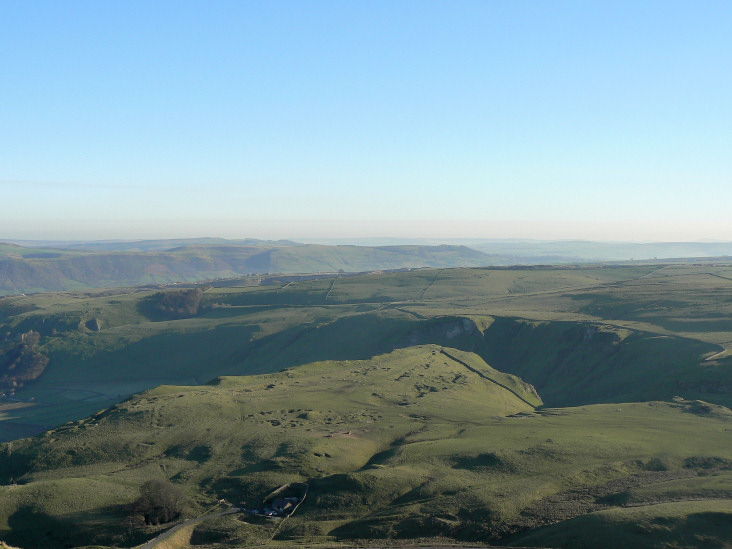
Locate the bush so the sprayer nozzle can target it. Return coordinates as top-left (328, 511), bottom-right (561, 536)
top-left (141, 288), bottom-right (203, 320)
top-left (132, 479), bottom-right (188, 525)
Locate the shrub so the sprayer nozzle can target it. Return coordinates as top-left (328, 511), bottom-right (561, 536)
top-left (132, 479), bottom-right (188, 525)
top-left (141, 288), bottom-right (203, 320)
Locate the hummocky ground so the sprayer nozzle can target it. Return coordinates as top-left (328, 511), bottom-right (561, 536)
top-left (2, 346), bottom-right (732, 548)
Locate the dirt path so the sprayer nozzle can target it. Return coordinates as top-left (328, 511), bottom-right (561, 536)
top-left (439, 349), bottom-right (538, 409)
top-left (137, 507), bottom-right (241, 548)
top-left (638, 266), bottom-right (668, 279)
top-left (419, 270), bottom-right (442, 300)
top-left (705, 348), bottom-right (730, 361)
top-left (324, 277), bottom-right (338, 300)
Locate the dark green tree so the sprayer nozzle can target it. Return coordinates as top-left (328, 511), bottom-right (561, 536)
top-left (133, 479), bottom-right (187, 525)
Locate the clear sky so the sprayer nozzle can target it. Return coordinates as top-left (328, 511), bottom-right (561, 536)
top-left (2, 1), bottom-right (731, 241)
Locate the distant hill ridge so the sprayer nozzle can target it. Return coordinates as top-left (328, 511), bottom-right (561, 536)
top-left (5, 237), bottom-right (732, 296)
top-left (0, 240), bottom-right (496, 295)
top-left (4, 237), bottom-right (302, 252)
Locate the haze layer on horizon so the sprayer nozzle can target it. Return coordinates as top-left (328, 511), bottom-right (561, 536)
top-left (2, 2), bottom-right (731, 242)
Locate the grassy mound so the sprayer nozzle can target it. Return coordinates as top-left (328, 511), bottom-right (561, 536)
top-left (2, 346), bottom-right (732, 547)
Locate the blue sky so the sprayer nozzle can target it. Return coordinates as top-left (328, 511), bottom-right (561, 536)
top-left (1, 1), bottom-right (731, 241)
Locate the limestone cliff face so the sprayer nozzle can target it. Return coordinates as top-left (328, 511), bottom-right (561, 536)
top-left (394, 315), bottom-right (725, 408)
top-left (402, 317), bottom-right (483, 347)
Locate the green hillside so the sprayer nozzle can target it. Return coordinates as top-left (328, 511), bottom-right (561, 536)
top-left (2, 264), bottom-right (732, 546)
top-left (2, 264), bottom-right (732, 441)
top-left (1, 347), bottom-right (731, 548)
top-left (55, 237), bottom-right (302, 252)
top-left (0, 242), bottom-right (498, 295)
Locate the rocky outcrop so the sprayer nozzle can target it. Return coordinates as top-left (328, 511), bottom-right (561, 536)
top-left (402, 317), bottom-right (482, 347)
top-left (0, 330), bottom-right (49, 388)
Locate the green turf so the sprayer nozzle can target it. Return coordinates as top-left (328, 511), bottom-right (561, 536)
top-left (3, 263), bottom-right (732, 547)
top-left (510, 500), bottom-right (732, 548)
top-left (1, 346), bottom-right (731, 547)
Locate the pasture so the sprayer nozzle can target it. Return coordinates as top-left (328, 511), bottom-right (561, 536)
top-left (1, 346), bottom-right (731, 547)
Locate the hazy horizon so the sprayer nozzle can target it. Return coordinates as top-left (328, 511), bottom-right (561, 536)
top-left (4, 235), bottom-right (732, 247)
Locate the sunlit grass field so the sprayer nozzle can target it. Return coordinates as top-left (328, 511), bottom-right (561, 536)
top-left (2, 346), bottom-right (732, 547)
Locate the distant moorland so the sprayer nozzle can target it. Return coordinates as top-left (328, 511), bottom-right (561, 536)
top-left (4, 237), bottom-right (732, 296)
top-left (0, 239), bottom-right (496, 295)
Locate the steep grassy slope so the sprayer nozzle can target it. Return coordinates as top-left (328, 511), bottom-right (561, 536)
top-left (471, 319), bottom-right (723, 407)
top-left (1, 347), bottom-right (731, 548)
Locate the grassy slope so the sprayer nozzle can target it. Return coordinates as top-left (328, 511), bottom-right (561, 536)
top-left (1, 347), bottom-right (731, 548)
top-left (0, 347), bottom-right (534, 546)
top-left (3, 264), bottom-right (732, 439)
top-left (510, 500), bottom-right (732, 549)
top-left (2, 265), bottom-right (732, 546)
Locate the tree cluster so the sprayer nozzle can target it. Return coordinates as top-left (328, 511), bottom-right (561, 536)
top-left (145, 288), bottom-right (204, 320)
top-left (131, 479), bottom-right (188, 525)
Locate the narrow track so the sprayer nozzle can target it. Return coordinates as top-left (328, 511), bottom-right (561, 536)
top-left (137, 506), bottom-right (241, 548)
top-left (324, 277), bottom-right (338, 300)
top-left (419, 270), bottom-right (442, 300)
top-left (439, 349), bottom-right (538, 409)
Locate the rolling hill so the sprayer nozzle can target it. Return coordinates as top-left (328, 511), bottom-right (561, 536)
top-left (0, 241), bottom-right (497, 295)
top-left (1, 263), bottom-right (732, 440)
top-left (300, 238), bottom-right (732, 264)
top-left (1, 347), bottom-right (731, 548)
top-left (2, 263), bottom-right (732, 546)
